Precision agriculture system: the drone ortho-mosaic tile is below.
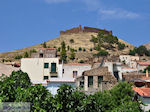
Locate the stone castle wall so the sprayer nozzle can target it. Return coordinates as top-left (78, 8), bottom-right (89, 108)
top-left (60, 25), bottom-right (112, 35)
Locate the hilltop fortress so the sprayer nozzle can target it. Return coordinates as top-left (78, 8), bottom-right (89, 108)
top-left (60, 25), bottom-right (112, 35)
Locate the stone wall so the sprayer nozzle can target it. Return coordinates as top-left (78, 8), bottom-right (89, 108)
top-left (60, 25), bottom-right (112, 35)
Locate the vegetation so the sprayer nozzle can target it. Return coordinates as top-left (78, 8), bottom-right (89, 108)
top-left (42, 42), bottom-right (47, 48)
top-left (83, 48), bottom-right (86, 52)
top-left (94, 49), bottom-right (109, 57)
top-left (0, 71), bottom-right (144, 112)
top-left (143, 65), bottom-right (150, 73)
top-left (79, 60), bottom-right (84, 63)
top-left (78, 47), bottom-right (82, 51)
top-left (24, 52), bottom-right (29, 58)
top-left (67, 45), bottom-right (70, 51)
top-left (90, 32), bottom-right (125, 51)
top-left (69, 48), bottom-right (75, 60)
top-left (118, 42), bottom-right (126, 50)
top-left (60, 41), bottom-right (67, 62)
top-left (129, 46), bottom-right (150, 56)
top-left (15, 55), bottom-right (23, 60)
top-left (70, 39), bottom-right (74, 43)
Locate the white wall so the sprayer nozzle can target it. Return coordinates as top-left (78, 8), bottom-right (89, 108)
top-left (63, 64), bottom-right (91, 78)
top-left (141, 97), bottom-right (150, 111)
top-left (46, 82), bottom-right (75, 95)
top-left (21, 58), bottom-right (60, 81)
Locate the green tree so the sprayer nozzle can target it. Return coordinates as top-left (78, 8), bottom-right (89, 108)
top-left (60, 41), bottom-right (67, 62)
top-left (70, 39), bottom-right (74, 43)
top-left (43, 42), bottom-right (47, 48)
top-left (118, 42), bottom-right (125, 50)
top-left (129, 49), bottom-right (136, 56)
top-left (15, 85), bottom-right (53, 111)
top-left (15, 55), bottom-right (23, 60)
top-left (0, 70), bottom-right (31, 102)
top-left (78, 47), bottom-right (82, 51)
top-left (70, 48), bottom-right (75, 60)
top-left (24, 52), bottom-right (29, 58)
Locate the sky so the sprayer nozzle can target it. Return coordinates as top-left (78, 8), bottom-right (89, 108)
top-left (0, 0), bottom-right (150, 52)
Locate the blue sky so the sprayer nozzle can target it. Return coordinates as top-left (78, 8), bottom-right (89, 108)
top-left (0, 0), bottom-right (150, 52)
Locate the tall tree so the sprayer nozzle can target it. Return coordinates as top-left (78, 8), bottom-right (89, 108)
top-left (60, 41), bottom-right (67, 62)
top-left (69, 48), bottom-right (75, 60)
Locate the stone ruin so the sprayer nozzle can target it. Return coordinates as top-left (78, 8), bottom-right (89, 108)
top-left (60, 25), bottom-right (112, 35)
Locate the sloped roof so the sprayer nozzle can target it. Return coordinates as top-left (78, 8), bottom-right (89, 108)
top-left (83, 67), bottom-right (110, 76)
top-left (0, 63), bottom-right (19, 76)
top-left (137, 62), bottom-right (150, 66)
top-left (133, 87), bottom-right (150, 97)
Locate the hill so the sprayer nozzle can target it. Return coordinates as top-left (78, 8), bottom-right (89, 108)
top-left (144, 42), bottom-right (150, 50)
top-left (0, 26), bottom-right (134, 63)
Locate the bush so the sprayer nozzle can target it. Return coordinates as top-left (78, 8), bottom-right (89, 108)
top-left (78, 47), bottom-right (82, 51)
top-left (79, 60), bottom-right (84, 63)
top-left (90, 48), bottom-right (93, 51)
top-left (70, 39), bottom-right (74, 43)
top-left (118, 42), bottom-right (125, 50)
top-left (83, 48), bottom-right (86, 52)
top-left (15, 55), bottom-right (23, 60)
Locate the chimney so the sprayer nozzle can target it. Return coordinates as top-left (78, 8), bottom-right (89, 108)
top-left (146, 69), bottom-right (149, 77)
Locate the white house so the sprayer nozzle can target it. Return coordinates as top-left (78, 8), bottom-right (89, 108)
top-left (133, 87), bottom-right (150, 111)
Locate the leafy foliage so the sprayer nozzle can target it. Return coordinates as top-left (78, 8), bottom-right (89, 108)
top-left (70, 39), bottom-right (74, 43)
top-left (15, 55), bottom-right (23, 60)
top-left (24, 51), bottom-right (29, 58)
top-left (118, 42), bottom-right (126, 50)
top-left (0, 71), bottom-right (144, 112)
top-left (43, 42), bottom-right (47, 48)
top-left (129, 46), bottom-right (150, 56)
top-left (60, 41), bottom-right (67, 62)
top-left (69, 48), bottom-right (75, 60)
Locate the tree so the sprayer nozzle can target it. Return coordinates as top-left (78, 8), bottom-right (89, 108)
top-left (118, 42), bottom-right (125, 50)
top-left (24, 52), bottom-right (29, 58)
top-left (0, 70), bottom-right (31, 102)
top-left (129, 49), bottom-right (136, 56)
top-left (15, 85), bottom-right (53, 111)
top-left (15, 55), bottom-right (23, 60)
top-left (60, 41), bottom-right (67, 62)
top-left (69, 48), bottom-right (75, 60)
top-left (94, 50), bottom-right (108, 57)
top-left (43, 42), bottom-right (47, 48)
top-left (78, 47), bottom-right (82, 51)
top-left (70, 39), bottom-right (74, 43)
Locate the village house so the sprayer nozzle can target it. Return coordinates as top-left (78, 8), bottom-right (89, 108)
top-left (76, 66), bottom-right (117, 93)
top-left (133, 87), bottom-right (150, 111)
top-left (21, 48), bottom-right (92, 94)
top-left (137, 61), bottom-right (150, 71)
top-left (119, 55), bottom-right (139, 68)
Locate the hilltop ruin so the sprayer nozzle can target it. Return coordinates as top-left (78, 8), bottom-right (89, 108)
top-left (60, 25), bottom-right (112, 35)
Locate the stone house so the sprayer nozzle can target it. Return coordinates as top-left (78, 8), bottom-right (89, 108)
top-left (31, 48), bottom-right (57, 58)
top-left (76, 66), bottom-right (117, 93)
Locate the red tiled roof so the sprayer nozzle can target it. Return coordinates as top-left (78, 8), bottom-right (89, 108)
top-left (137, 62), bottom-right (150, 66)
top-left (133, 87), bottom-right (150, 97)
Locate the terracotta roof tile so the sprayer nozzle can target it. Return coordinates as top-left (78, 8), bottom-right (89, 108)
top-left (137, 62), bottom-right (150, 66)
top-left (133, 87), bottom-right (150, 97)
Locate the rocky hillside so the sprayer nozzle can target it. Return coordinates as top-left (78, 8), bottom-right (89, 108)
top-left (0, 26), bottom-right (134, 63)
top-left (144, 42), bottom-right (150, 50)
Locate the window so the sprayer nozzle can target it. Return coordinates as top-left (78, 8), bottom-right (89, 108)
top-left (98, 76), bottom-right (103, 87)
top-left (44, 63), bottom-right (49, 68)
top-left (88, 76), bottom-right (93, 87)
top-left (51, 63), bottom-right (56, 73)
top-left (40, 53), bottom-right (44, 58)
top-left (73, 71), bottom-right (78, 78)
top-left (44, 76), bottom-right (48, 80)
top-left (62, 69), bottom-right (64, 74)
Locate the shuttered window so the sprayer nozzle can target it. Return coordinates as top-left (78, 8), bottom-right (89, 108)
top-left (98, 76), bottom-right (103, 87)
top-left (44, 63), bottom-right (49, 68)
top-left (51, 63), bottom-right (56, 73)
top-left (88, 76), bottom-right (93, 87)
